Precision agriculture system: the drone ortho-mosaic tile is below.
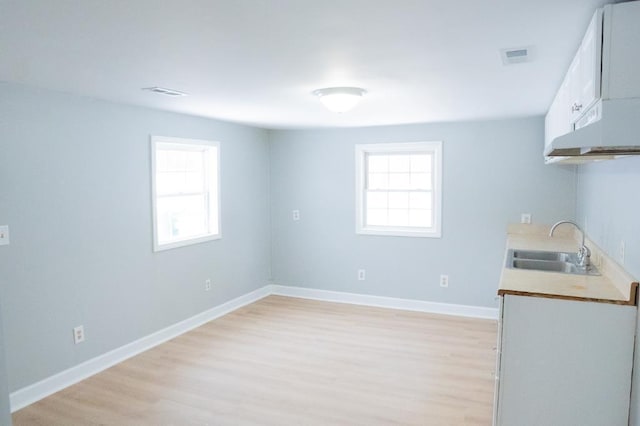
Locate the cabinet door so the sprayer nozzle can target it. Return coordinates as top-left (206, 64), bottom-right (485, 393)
top-left (497, 295), bottom-right (635, 426)
top-left (544, 9), bottom-right (602, 150)
top-left (492, 296), bottom-right (504, 426)
top-left (568, 53), bottom-right (584, 122)
top-left (565, 9), bottom-right (602, 123)
top-left (544, 76), bottom-right (571, 148)
top-left (577, 9), bottom-right (603, 114)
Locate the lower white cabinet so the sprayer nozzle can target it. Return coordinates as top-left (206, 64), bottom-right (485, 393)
top-left (493, 295), bottom-right (636, 426)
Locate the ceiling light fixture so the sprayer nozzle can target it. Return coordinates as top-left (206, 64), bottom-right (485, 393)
top-left (313, 87), bottom-right (366, 113)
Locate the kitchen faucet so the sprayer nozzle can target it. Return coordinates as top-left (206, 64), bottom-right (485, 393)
top-left (549, 220), bottom-right (591, 268)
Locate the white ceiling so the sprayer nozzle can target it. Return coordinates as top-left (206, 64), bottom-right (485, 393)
top-left (0, 0), bottom-right (614, 129)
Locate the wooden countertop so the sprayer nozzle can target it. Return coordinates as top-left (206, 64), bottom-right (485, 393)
top-left (498, 224), bottom-right (638, 305)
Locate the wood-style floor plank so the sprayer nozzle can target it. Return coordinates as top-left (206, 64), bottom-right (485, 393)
top-left (13, 295), bottom-right (498, 425)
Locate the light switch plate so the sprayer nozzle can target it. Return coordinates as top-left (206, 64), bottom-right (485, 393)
top-left (0, 225), bottom-right (9, 246)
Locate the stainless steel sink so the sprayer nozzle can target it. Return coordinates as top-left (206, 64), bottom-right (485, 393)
top-left (511, 249), bottom-right (577, 263)
top-left (512, 259), bottom-right (581, 273)
top-left (506, 249), bottom-right (600, 276)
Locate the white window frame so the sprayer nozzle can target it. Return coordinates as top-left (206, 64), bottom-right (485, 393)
top-left (151, 136), bottom-right (221, 252)
top-left (355, 141), bottom-right (442, 238)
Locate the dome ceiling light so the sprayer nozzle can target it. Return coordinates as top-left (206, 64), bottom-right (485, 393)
top-left (313, 87), bottom-right (367, 113)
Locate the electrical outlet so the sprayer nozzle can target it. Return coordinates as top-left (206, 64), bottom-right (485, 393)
top-left (292, 210), bottom-right (300, 221)
top-left (440, 274), bottom-right (449, 288)
top-left (357, 269), bottom-right (366, 281)
top-left (73, 325), bottom-right (85, 344)
top-left (0, 225), bottom-right (9, 246)
top-left (592, 251), bottom-right (602, 268)
top-left (619, 241), bottom-right (625, 264)
top-left (520, 213), bottom-right (532, 224)
top-left (205, 279), bottom-right (212, 291)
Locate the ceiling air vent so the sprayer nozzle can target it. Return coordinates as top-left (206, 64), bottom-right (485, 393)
top-left (500, 46), bottom-right (534, 65)
top-left (142, 86), bottom-right (188, 97)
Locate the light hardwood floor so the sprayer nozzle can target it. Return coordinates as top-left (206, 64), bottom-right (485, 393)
top-left (13, 295), bottom-right (498, 425)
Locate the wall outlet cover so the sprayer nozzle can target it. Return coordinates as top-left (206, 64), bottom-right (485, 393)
top-left (73, 325), bottom-right (85, 344)
top-left (440, 274), bottom-right (449, 288)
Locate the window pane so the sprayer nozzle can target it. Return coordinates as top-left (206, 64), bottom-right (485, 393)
top-left (156, 194), bottom-right (207, 244)
top-left (410, 173), bottom-right (432, 190)
top-left (356, 142), bottom-right (441, 237)
top-left (184, 171), bottom-right (204, 193)
top-left (166, 150), bottom-right (187, 172)
top-left (368, 173), bottom-right (389, 190)
top-left (409, 209), bottom-right (432, 228)
top-left (388, 191), bottom-right (409, 209)
top-left (156, 172), bottom-right (185, 196)
top-left (153, 139), bottom-right (220, 250)
top-left (156, 148), bottom-right (206, 196)
top-left (410, 154), bottom-right (431, 173)
top-left (388, 173), bottom-right (411, 189)
top-left (388, 209), bottom-right (409, 226)
top-left (367, 155), bottom-right (388, 172)
top-left (366, 191), bottom-right (387, 209)
top-left (156, 150), bottom-right (168, 172)
top-left (389, 155), bottom-right (411, 172)
top-left (367, 209), bottom-right (388, 226)
top-left (185, 151), bottom-right (204, 172)
top-left (409, 192), bottom-right (432, 209)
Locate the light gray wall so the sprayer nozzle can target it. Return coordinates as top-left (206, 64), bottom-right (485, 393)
top-left (0, 83), bottom-right (271, 392)
top-left (575, 156), bottom-right (640, 425)
top-left (576, 157), bottom-right (640, 278)
top-left (269, 117), bottom-right (577, 308)
top-left (0, 308), bottom-right (11, 425)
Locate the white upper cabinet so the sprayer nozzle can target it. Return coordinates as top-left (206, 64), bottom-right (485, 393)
top-left (572, 10), bottom-right (602, 121)
top-left (544, 1), bottom-right (640, 162)
top-left (545, 9), bottom-right (602, 149)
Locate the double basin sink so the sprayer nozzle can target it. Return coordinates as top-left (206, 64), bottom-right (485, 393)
top-left (506, 249), bottom-right (600, 276)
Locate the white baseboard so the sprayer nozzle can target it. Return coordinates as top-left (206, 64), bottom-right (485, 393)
top-left (9, 285), bottom-right (272, 413)
top-left (271, 285), bottom-right (499, 320)
top-left (10, 283), bottom-right (497, 412)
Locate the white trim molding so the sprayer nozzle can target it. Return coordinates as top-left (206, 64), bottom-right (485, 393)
top-left (10, 285), bottom-right (271, 413)
top-left (10, 284), bottom-right (497, 412)
top-left (271, 285), bottom-right (498, 320)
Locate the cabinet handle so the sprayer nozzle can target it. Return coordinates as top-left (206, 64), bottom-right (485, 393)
top-left (571, 103), bottom-right (583, 113)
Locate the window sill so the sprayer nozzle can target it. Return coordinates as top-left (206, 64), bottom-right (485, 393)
top-left (153, 233), bottom-right (221, 252)
top-left (356, 228), bottom-right (441, 238)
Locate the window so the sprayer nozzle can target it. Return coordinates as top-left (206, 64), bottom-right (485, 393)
top-left (151, 136), bottom-right (220, 251)
top-left (355, 141), bottom-right (442, 238)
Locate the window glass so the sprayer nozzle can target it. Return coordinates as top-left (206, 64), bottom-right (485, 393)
top-left (356, 142), bottom-right (442, 238)
top-left (151, 137), bottom-right (220, 251)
